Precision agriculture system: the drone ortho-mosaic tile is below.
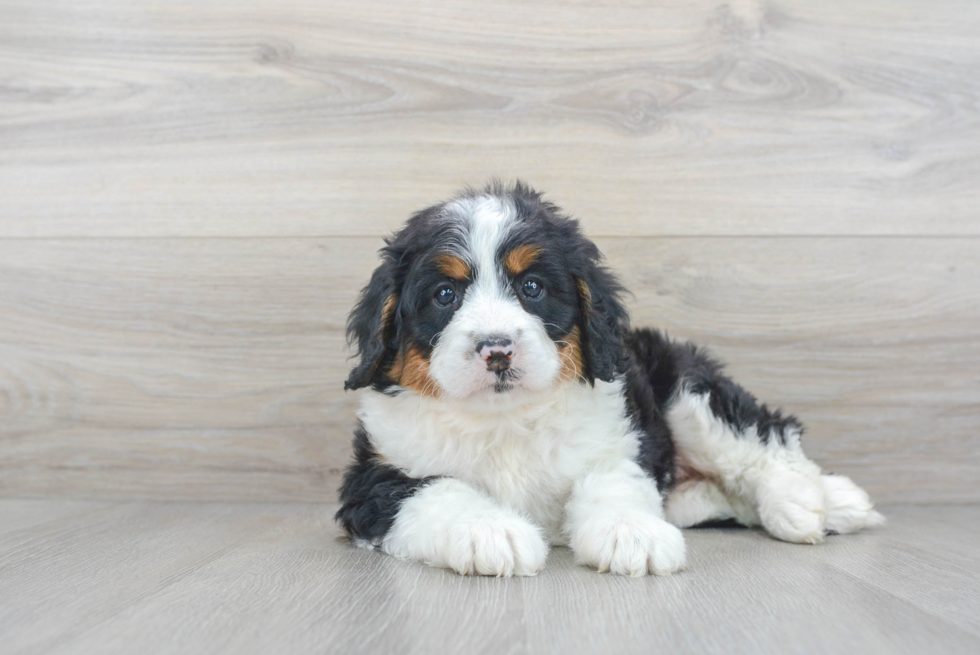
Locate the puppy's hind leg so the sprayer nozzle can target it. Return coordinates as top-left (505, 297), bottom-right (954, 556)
top-left (664, 478), bottom-right (759, 528)
top-left (821, 474), bottom-right (886, 534)
top-left (667, 389), bottom-right (828, 543)
top-left (662, 345), bottom-right (883, 544)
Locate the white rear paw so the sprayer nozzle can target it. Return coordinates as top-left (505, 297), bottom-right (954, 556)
top-left (571, 512), bottom-right (687, 576)
top-left (440, 513), bottom-right (549, 577)
top-left (758, 470), bottom-right (826, 544)
top-left (822, 474), bottom-right (885, 534)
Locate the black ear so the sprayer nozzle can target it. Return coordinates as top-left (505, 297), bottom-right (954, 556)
top-left (575, 258), bottom-right (629, 384)
top-left (345, 252), bottom-right (400, 391)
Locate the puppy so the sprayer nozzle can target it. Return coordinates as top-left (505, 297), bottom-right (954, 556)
top-left (336, 182), bottom-right (884, 577)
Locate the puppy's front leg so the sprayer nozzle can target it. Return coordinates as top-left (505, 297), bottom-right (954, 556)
top-left (565, 461), bottom-right (686, 576)
top-left (383, 478), bottom-right (549, 577)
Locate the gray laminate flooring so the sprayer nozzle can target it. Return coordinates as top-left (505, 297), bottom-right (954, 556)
top-left (1, 501), bottom-right (977, 654)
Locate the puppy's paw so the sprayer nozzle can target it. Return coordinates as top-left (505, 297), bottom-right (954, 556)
top-left (441, 513), bottom-right (549, 577)
top-left (382, 479), bottom-right (548, 576)
top-left (571, 512), bottom-right (687, 576)
top-left (821, 474), bottom-right (885, 534)
top-left (757, 469), bottom-right (827, 544)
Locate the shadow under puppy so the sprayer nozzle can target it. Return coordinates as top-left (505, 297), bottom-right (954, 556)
top-left (336, 181), bottom-right (884, 577)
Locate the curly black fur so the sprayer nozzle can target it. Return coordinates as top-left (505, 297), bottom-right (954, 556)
top-left (335, 425), bottom-right (437, 543)
top-left (625, 328), bottom-right (803, 446)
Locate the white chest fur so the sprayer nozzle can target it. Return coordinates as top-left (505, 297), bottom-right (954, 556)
top-left (358, 380), bottom-right (640, 541)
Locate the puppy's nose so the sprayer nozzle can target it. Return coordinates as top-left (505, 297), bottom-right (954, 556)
top-left (476, 338), bottom-right (514, 372)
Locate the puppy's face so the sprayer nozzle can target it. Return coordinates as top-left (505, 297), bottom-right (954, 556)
top-left (346, 183), bottom-right (627, 405)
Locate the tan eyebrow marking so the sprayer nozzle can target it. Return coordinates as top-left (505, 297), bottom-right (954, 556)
top-left (504, 244), bottom-right (543, 276)
top-left (434, 254), bottom-right (471, 280)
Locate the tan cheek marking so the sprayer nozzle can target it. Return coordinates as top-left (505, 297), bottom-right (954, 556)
top-left (388, 347), bottom-right (440, 397)
top-left (504, 244), bottom-right (543, 276)
top-left (434, 254), bottom-right (470, 281)
top-left (558, 326), bottom-right (585, 383)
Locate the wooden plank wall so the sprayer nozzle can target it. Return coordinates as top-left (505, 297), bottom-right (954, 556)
top-left (1, 0), bottom-right (977, 504)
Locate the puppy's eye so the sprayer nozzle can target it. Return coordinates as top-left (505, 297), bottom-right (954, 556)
top-left (522, 278), bottom-right (544, 299)
top-left (434, 285), bottom-right (458, 307)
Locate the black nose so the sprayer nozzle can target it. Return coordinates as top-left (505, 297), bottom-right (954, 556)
top-left (476, 338), bottom-right (514, 372)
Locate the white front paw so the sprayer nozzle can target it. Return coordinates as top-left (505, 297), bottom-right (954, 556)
top-left (440, 513), bottom-right (549, 577)
top-left (570, 512), bottom-right (687, 576)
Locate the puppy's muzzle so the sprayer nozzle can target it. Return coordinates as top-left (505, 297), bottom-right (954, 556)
top-left (476, 338), bottom-right (514, 373)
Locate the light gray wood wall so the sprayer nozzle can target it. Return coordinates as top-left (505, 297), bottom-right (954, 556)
top-left (1, 0), bottom-right (978, 504)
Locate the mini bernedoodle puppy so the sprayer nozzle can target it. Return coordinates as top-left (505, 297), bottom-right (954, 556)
top-left (336, 181), bottom-right (884, 577)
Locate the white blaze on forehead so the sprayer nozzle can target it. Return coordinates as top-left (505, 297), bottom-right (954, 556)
top-left (446, 195), bottom-right (517, 297)
top-left (430, 194), bottom-right (561, 398)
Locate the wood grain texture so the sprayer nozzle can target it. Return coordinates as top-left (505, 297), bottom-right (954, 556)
top-left (1, 0), bottom-right (979, 237)
top-left (0, 502), bottom-right (300, 654)
top-left (1, 0), bottom-right (978, 504)
top-left (0, 238), bottom-right (368, 502)
top-left (1, 237), bottom-right (977, 503)
top-left (1, 501), bottom-right (978, 655)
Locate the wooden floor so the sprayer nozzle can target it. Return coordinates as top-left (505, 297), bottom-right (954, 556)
top-left (2, 501), bottom-right (978, 654)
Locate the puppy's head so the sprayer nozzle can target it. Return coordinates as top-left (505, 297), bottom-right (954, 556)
top-left (345, 182), bottom-right (628, 403)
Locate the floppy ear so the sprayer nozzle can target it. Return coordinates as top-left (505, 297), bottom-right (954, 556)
top-left (345, 254), bottom-right (400, 391)
top-left (575, 260), bottom-right (629, 384)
